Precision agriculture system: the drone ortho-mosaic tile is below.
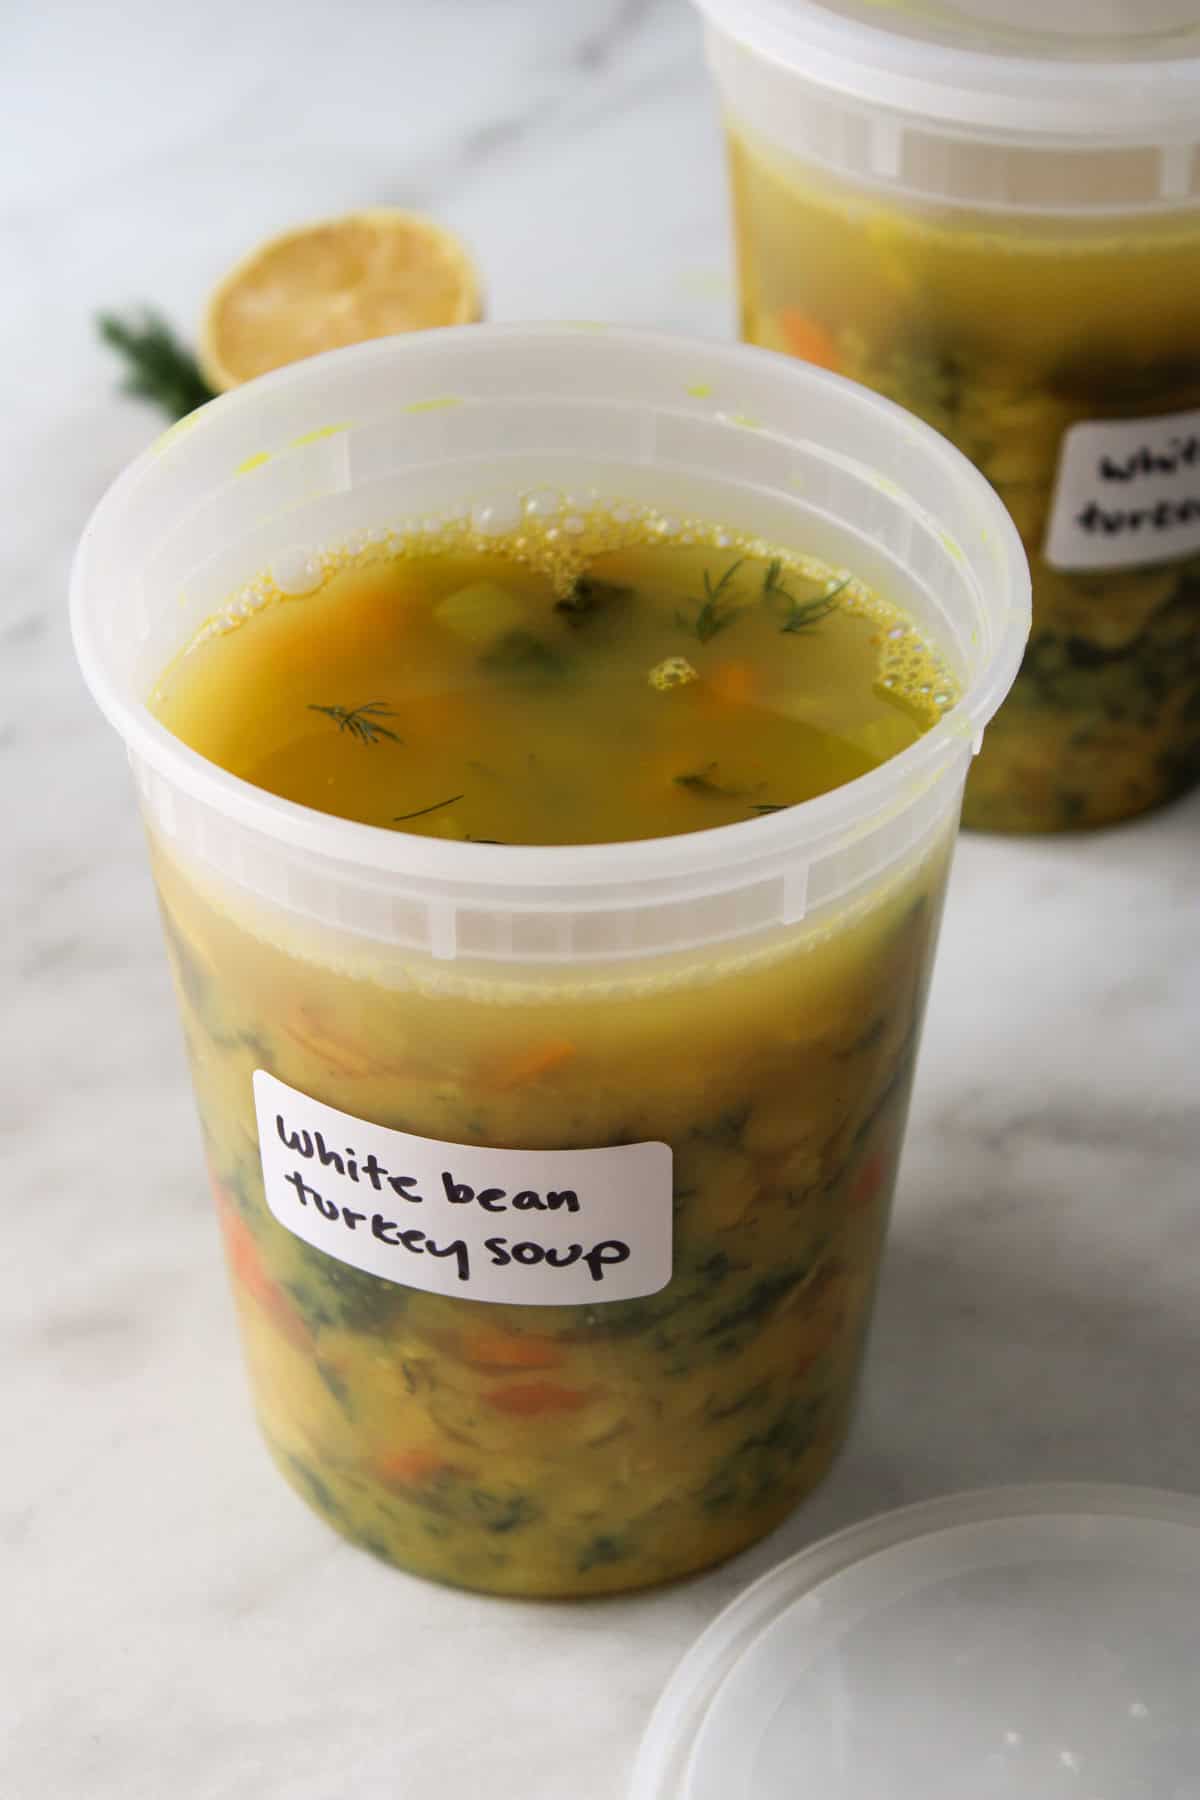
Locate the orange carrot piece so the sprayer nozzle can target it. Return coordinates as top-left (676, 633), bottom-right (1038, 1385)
top-left (209, 1170), bottom-right (239, 1217)
top-left (848, 1147), bottom-right (891, 1211)
top-left (283, 1005), bottom-right (428, 1081)
top-left (707, 660), bottom-right (757, 706)
top-left (459, 1330), bottom-right (566, 1371)
top-left (777, 309), bottom-right (840, 372)
top-left (283, 1006), bottom-right (377, 1079)
top-left (216, 1191), bottom-right (312, 1350)
top-left (373, 1447), bottom-right (453, 1488)
top-left (484, 1381), bottom-right (594, 1417)
top-left (484, 1037), bottom-right (577, 1091)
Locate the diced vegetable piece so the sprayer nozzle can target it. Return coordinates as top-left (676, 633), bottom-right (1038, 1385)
top-left (484, 1381), bottom-right (595, 1416)
top-left (373, 1447), bottom-right (454, 1488)
top-left (482, 1037), bottom-right (576, 1090)
top-left (283, 1005), bottom-right (378, 1078)
top-left (707, 660), bottom-right (757, 706)
top-left (458, 1330), bottom-right (566, 1371)
top-left (216, 1192), bottom-right (312, 1351)
top-left (848, 1144), bottom-right (894, 1211)
top-left (434, 581), bottom-right (529, 646)
top-left (285, 1242), bottom-right (410, 1333)
top-left (776, 309), bottom-right (840, 371)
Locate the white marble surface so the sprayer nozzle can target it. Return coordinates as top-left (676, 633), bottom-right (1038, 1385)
top-left (3, 2), bottom-right (1199, 1795)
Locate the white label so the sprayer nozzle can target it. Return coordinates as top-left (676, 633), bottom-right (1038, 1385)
top-left (253, 1070), bottom-right (673, 1307)
top-left (1044, 407), bottom-right (1200, 572)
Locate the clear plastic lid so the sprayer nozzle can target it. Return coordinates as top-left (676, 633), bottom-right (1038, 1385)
top-left (697, 0), bottom-right (1200, 208)
top-left (633, 1484), bottom-right (1200, 1798)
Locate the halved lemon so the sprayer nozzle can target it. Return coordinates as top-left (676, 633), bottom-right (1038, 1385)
top-left (198, 209), bottom-right (482, 391)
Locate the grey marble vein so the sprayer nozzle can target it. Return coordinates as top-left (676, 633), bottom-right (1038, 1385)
top-left (573, 0), bottom-right (666, 71)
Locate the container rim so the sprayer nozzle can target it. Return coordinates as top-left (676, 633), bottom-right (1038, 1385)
top-left (692, 0), bottom-right (1200, 142)
top-left (71, 324), bottom-right (1029, 905)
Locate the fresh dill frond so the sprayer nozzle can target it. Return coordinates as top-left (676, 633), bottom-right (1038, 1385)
top-left (676, 559), bottom-right (745, 643)
top-left (674, 763), bottom-right (726, 796)
top-left (674, 763), bottom-right (747, 799)
top-left (676, 767), bottom-right (785, 815)
top-left (761, 558), bottom-right (792, 603)
top-left (781, 575), bottom-right (850, 635)
top-left (762, 559), bottom-right (849, 634)
top-left (554, 575), bottom-right (632, 623)
top-left (308, 701), bottom-right (402, 746)
top-left (394, 794), bottom-right (463, 822)
top-left (780, 590), bottom-right (843, 634)
top-left (97, 311), bottom-right (215, 419)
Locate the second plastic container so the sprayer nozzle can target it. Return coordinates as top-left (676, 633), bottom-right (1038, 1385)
top-left (697, 0), bottom-right (1200, 831)
top-left (72, 326), bottom-right (1027, 1595)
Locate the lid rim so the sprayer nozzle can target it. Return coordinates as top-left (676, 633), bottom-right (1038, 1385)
top-left (633, 1481), bottom-right (1200, 1800)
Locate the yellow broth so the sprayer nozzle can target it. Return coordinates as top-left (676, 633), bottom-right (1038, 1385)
top-left (726, 125), bottom-right (1200, 832)
top-left (148, 505), bottom-right (955, 1595)
top-left (153, 524), bottom-right (952, 844)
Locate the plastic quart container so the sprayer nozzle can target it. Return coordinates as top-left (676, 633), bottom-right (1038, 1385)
top-left (73, 326), bottom-right (1027, 1597)
top-left (694, 0), bottom-right (1200, 831)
